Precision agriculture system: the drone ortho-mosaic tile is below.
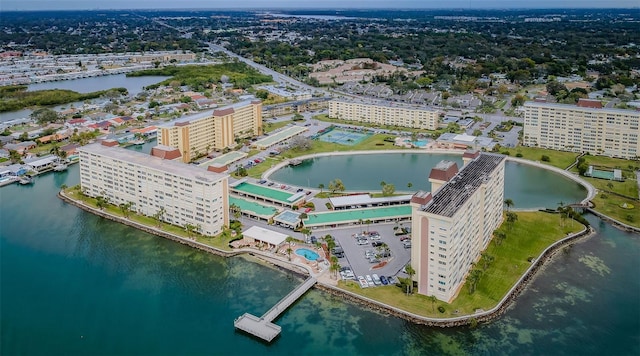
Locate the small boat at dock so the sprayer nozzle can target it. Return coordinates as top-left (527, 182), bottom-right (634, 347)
top-left (19, 175), bottom-right (34, 185)
top-left (53, 163), bottom-right (68, 172)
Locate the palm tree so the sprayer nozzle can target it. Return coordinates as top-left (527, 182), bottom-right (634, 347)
top-left (405, 265), bottom-right (416, 294)
top-left (503, 198), bottom-right (514, 212)
top-left (506, 211), bottom-right (518, 230)
top-left (365, 219), bottom-right (372, 233)
top-left (230, 203), bottom-right (242, 222)
top-left (407, 182), bottom-right (413, 190)
top-left (427, 295), bottom-right (437, 312)
top-left (318, 183), bottom-right (324, 193)
top-left (185, 223), bottom-right (196, 238)
top-left (467, 269), bottom-right (483, 294)
top-left (606, 182), bottom-right (614, 191)
top-left (300, 227), bottom-right (311, 242)
top-left (330, 256), bottom-right (340, 279)
top-left (119, 202), bottom-right (134, 218)
top-left (493, 230), bottom-right (506, 245)
top-left (480, 253), bottom-right (494, 271)
top-left (153, 207), bottom-right (166, 228)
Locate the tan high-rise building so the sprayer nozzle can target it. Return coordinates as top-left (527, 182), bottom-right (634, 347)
top-left (78, 140), bottom-right (229, 237)
top-left (410, 151), bottom-right (506, 302)
top-left (157, 100), bottom-right (262, 162)
top-left (523, 99), bottom-right (639, 159)
top-left (329, 99), bottom-right (440, 130)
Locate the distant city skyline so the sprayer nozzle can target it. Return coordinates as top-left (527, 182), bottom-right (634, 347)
top-left (1, 0), bottom-right (639, 11)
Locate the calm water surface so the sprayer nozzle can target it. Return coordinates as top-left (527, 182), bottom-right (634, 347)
top-left (269, 153), bottom-right (587, 209)
top-left (0, 74), bottom-right (168, 122)
top-left (1, 164), bottom-right (638, 355)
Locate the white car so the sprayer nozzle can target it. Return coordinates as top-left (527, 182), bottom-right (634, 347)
top-left (372, 274), bottom-right (382, 286)
top-left (357, 276), bottom-right (368, 288)
top-left (366, 275), bottom-right (374, 286)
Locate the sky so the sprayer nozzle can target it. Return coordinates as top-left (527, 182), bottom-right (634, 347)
top-left (1, 0), bottom-right (638, 11)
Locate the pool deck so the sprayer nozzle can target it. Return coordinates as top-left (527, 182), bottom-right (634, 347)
top-left (234, 276), bottom-right (317, 342)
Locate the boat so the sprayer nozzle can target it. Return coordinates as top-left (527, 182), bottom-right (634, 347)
top-left (53, 163), bottom-right (68, 172)
top-left (18, 175), bottom-right (34, 185)
top-left (130, 138), bottom-right (145, 146)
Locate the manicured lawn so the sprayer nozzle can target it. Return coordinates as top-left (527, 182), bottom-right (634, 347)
top-left (338, 211), bottom-right (584, 318)
top-left (509, 146), bottom-right (579, 169)
top-left (592, 193), bottom-right (640, 227)
top-left (583, 176), bottom-right (638, 198)
top-left (263, 120), bottom-right (292, 133)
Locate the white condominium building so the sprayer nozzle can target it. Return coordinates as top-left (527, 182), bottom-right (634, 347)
top-left (410, 151), bottom-right (506, 302)
top-left (329, 99), bottom-right (440, 130)
top-left (78, 140), bottom-right (229, 237)
top-left (157, 100), bottom-right (262, 163)
top-left (522, 99), bottom-right (639, 159)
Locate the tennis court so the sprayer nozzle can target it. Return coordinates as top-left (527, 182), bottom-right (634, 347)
top-left (586, 166), bottom-right (623, 181)
top-left (317, 128), bottom-right (371, 146)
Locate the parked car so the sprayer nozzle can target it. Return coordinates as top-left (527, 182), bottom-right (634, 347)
top-left (358, 276), bottom-right (368, 288)
top-left (365, 275), bottom-right (374, 286)
top-left (268, 182), bottom-right (275, 186)
top-left (357, 238), bottom-right (368, 245)
top-left (370, 234), bottom-right (381, 241)
top-left (372, 241), bottom-right (384, 247)
top-left (258, 179), bottom-right (267, 184)
top-left (403, 240), bottom-right (412, 249)
top-left (310, 235), bottom-right (317, 244)
top-left (332, 246), bottom-right (345, 258)
top-left (372, 274), bottom-right (382, 286)
top-left (399, 235), bottom-right (411, 241)
top-left (296, 188), bottom-right (304, 192)
top-left (380, 276), bottom-right (389, 285)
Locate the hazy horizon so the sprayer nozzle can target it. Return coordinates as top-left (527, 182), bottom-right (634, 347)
top-left (2, 0), bottom-right (639, 11)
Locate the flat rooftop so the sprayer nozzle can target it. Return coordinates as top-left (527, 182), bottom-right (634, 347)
top-left (524, 101), bottom-right (640, 115)
top-left (79, 143), bottom-right (228, 183)
top-left (329, 194), bottom-right (413, 208)
top-left (158, 100), bottom-right (257, 128)
top-left (254, 126), bottom-right (308, 148)
top-left (304, 205), bottom-right (412, 227)
top-left (199, 151), bottom-right (247, 167)
top-left (422, 153), bottom-right (505, 218)
top-left (231, 182), bottom-right (303, 204)
top-left (229, 196), bottom-right (279, 217)
top-left (332, 98), bottom-right (439, 112)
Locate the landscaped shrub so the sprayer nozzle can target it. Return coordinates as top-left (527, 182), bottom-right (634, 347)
top-left (541, 155), bottom-right (550, 162)
top-left (438, 306), bottom-right (446, 313)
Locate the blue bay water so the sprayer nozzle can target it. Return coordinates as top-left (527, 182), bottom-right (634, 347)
top-left (1, 161), bottom-right (638, 355)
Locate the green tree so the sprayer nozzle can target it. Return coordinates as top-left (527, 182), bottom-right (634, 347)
top-left (480, 253), bottom-right (494, 271)
top-left (506, 211), bottom-right (519, 230)
top-left (503, 198), bottom-right (514, 212)
top-left (153, 207), bottom-right (166, 228)
top-left (318, 183), bottom-right (324, 193)
top-left (328, 179), bottom-right (345, 194)
top-left (493, 230), bottom-right (507, 245)
top-left (330, 255), bottom-right (340, 279)
top-left (30, 108), bottom-right (60, 124)
top-left (405, 264), bottom-right (416, 294)
top-left (467, 269), bottom-right (483, 294)
top-left (427, 295), bottom-right (437, 312)
top-left (382, 183), bottom-right (395, 196)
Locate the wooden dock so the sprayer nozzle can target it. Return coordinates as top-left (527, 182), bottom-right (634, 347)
top-left (234, 276), bottom-right (316, 342)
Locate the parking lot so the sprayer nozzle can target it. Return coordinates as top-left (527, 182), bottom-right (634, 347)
top-left (319, 223), bottom-right (411, 286)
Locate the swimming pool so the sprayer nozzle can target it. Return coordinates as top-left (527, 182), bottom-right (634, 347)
top-left (295, 248), bottom-right (320, 261)
top-left (411, 140), bottom-right (429, 147)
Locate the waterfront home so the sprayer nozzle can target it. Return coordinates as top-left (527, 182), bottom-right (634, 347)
top-left (25, 155), bottom-right (61, 173)
top-left (4, 141), bottom-right (37, 155)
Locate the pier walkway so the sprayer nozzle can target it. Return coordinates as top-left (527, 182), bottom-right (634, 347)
top-left (234, 276), bottom-right (317, 342)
